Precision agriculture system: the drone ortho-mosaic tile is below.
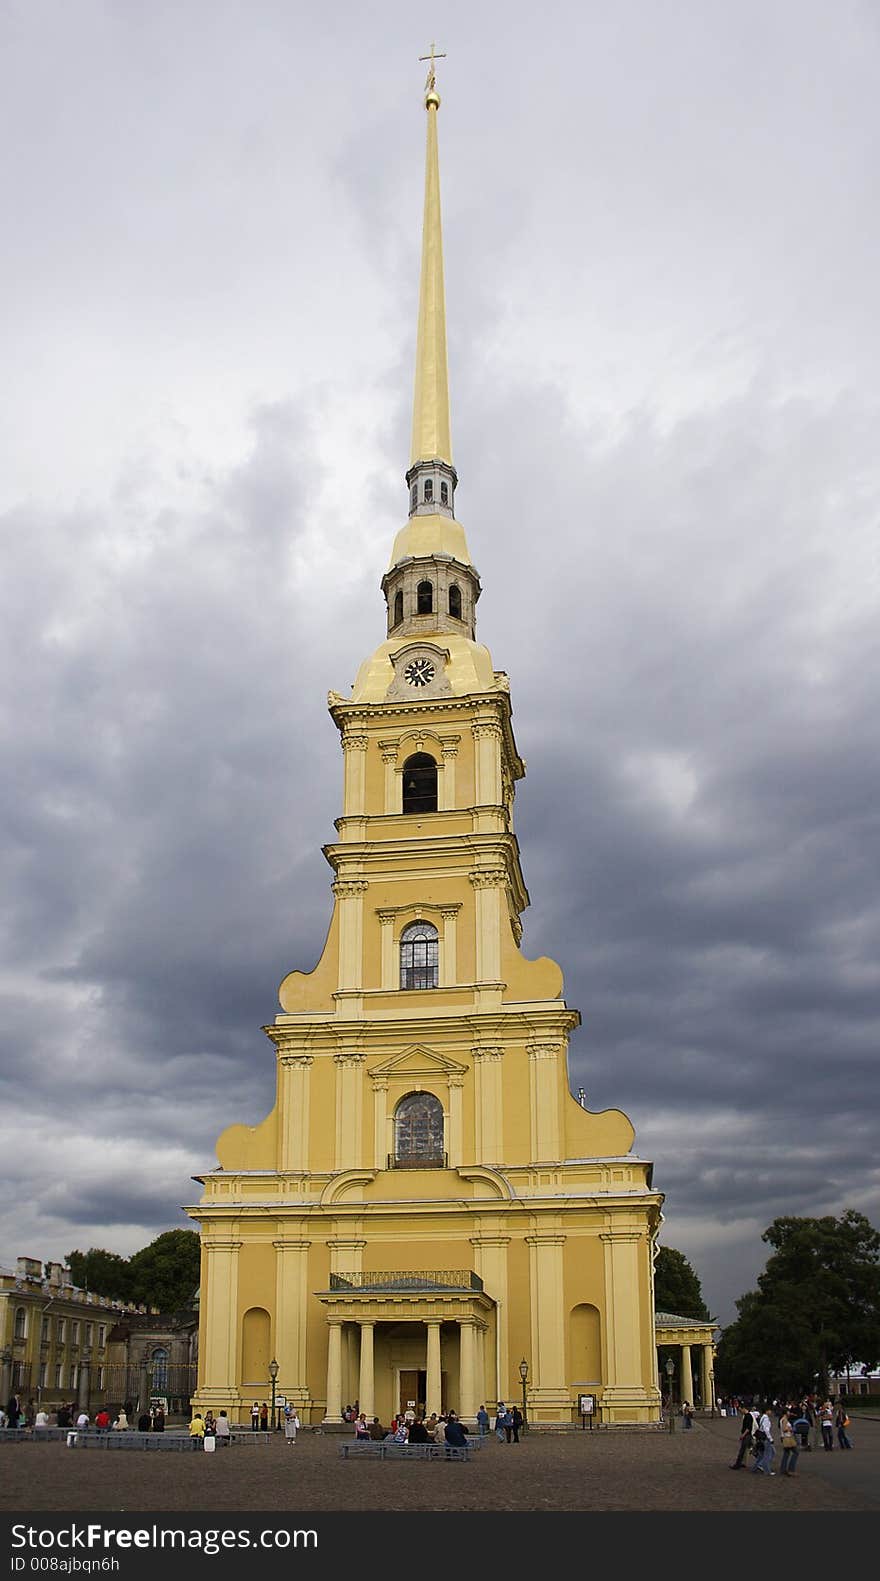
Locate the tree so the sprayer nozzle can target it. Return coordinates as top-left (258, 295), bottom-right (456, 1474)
top-left (127, 1230), bottom-right (200, 1313)
top-left (66, 1248), bottom-right (132, 1301)
top-left (715, 1211), bottom-right (880, 1399)
top-left (654, 1246), bottom-right (710, 1320)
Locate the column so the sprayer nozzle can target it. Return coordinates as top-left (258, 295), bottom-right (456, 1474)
top-left (380, 744), bottom-right (398, 814)
top-left (600, 1229), bottom-right (657, 1421)
top-left (138, 1351), bottom-right (150, 1415)
top-left (274, 1238), bottom-right (311, 1406)
top-left (333, 878), bottom-right (368, 992)
top-left (681, 1344), bottom-right (694, 1407)
top-left (377, 911), bottom-right (396, 990)
top-left (439, 739), bottom-right (459, 809)
top-left (334, 1052), bottom-right (365, 1170)
top-left (701, 1345), bottom-right (713, 1412)
top-left (425, 1322), bottom-right (442, 1417)
top-left (279, 1054), bottom-right (313, 1172)
top-left (470, 869), bottom-right (506, 983)
top-left (358, 1322), bottom-right (375, 1418)
top-left (372, 1077), bottom-right (389, 1169)
top-left (77, 1350), bottom-right (92, 1414)
top-left (341, 732), bottom-right (368, 817)
top-left (439, 905), bottom-right (459, 986)
top-left (201, 1238), bottom-right (241, 1395)
top-left (447, 1075), bottom-right (464, 1167)
top-left (324, 1321), bottom-right (343, 1423)
top-left (527, 1043), bottom-right (563, 1161)
top-left (458, 1319), bottom-right (478, 1421)
top-left (473, 721), bottom-right (502, 806)
top-left (473, 1047), bottom-right (503, 1164)
top-left (0, 1349), bottom-right (12, 1413)
top-left (470, 1231), bottom-right (510, 1403)
top-left (526, 1234), bottom-right (568, 1419)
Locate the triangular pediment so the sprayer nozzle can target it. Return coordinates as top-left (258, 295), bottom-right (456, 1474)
top-left (369, 1044), bottom-right (468, 1080)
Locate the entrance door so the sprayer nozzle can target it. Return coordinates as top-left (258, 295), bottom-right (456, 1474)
top-left (399, 1370), bottom-right (427, 1416)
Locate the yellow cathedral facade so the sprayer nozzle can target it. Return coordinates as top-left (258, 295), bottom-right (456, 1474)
top-left (187, 66), bottom-right (664, 1428)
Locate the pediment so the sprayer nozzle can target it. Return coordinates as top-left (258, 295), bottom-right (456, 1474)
top-left (369, 1044), bottom-right (468, 1081)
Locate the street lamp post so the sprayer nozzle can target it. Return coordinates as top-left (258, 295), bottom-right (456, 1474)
top-left (269, 1358), bottom-right (279, 1433)
top-left (665, 1355), bottom-right (675, 1433)
top-left (709, 1370), bottom-right (715, 1420)
top-left (518, 1357), bottom-right (529, 1435)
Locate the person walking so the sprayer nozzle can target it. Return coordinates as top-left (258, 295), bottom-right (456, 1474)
top-left (476, 1404), bottom-right (489, 1437)
top-left (835, 1404), bottom-right (853, 1449)
top-left (750, 1406), bottom-right (776, 1475)
top-left (779, 1409), bottom-right (800, 1477)
top-left (495, 1402), bottom-right (507, 1443)
top-left (682, 1402), bottom-right (694, 1430)
top-left (730, 1406), bottom-right (757, 1469)
top-left (820, 1400), bottom-right (834, 1450)
top-left (510, 1405), bottom-right (523, 1443)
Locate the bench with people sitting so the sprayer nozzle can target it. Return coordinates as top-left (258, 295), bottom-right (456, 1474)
top-left (340, 1411), bottom-right (472, 1460)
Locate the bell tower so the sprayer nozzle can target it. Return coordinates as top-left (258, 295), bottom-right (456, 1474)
top-left (189, 60), bottom-right (664, 1431)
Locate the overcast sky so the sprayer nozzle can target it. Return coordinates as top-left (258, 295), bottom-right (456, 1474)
top-left (1, 0), bottom-right (878, 1327)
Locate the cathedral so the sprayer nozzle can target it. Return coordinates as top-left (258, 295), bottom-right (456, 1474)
top-left (188, 67), bottom-right (664, 1428)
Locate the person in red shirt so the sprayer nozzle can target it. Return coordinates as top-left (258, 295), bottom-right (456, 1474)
top-left (94, 1409), bottom-right (111, 1430)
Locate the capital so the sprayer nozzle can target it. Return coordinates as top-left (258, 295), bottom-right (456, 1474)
top-left (333, 879), bottom-right (369, 898)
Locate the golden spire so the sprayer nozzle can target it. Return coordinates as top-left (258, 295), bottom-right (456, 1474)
top-left (411, 45), bottom-right (452, 467)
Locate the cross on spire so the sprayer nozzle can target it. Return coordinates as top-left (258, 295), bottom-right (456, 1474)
top-left (419, 41), bottom-right (446, 93)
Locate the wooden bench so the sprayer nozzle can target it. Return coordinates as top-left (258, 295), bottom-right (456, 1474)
top-left (340, 1440), bottom-right (470, 1461)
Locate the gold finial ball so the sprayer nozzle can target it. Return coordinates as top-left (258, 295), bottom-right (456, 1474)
top-left (425, 89), bottom-right (441, 109)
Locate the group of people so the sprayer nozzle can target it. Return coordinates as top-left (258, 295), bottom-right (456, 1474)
top-left (492, 1402), bottom-right (524, 1442)
top-left (352, 1409), bottom-right (470, 1447)
top-left (729, 1398), bottom-right (854, 1477)
top-left (1, 1396), bottom-right (167, 1433)
top-left (188, 1410), bottom-right (231, 1443)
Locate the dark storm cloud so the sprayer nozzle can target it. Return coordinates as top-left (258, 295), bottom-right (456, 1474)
top-left (1, 0), bottom-right (879, 1323)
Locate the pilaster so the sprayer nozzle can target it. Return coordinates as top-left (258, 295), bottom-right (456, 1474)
top-left (278, 1054), bottom-right (313, 1172)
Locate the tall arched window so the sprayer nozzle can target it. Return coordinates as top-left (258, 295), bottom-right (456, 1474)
top-left (423, 478), bottom-right (433, 503)
top-left (440, 480), bottom-right (449, 505)
top-left (13, 1306), bottom-right (26, 1340)
top-left (394, 1091), bottom-right (444, 1166)
top-left (417, 580), bottom-right (433, 615)
top-left (410, 484), bottom-right (417, 511)
top-left (399, 920), bottom-right (439, 990)
top-left (151, 1346), bottom-right (169, 1393)
top-left (448, 583), bottom-right (462, 619)
top-left (402, 753), bottom-right (437, 814)
top-left (393, 590), bottom-right (404, 626)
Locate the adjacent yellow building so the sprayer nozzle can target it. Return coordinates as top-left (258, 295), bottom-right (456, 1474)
top-left (188, 67), bottom-right (664, 1428)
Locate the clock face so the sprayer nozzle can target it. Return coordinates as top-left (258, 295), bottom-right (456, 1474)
top-left (404, 656), bottom-right (435, 688)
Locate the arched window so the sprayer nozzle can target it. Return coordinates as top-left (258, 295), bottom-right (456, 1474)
top-left (151, 1346), bottom-right (169, 1393)
top-left (399, 920), bottom-right (439, 990)
top-left (448, 583), bottom-right (462, 619)
top-left (424, 478), bottom-right (433, 503)
top-left (440, 480), bottom-right (449, 505)
top-left (394, 1091), bottom-right (444, 1166)
top-left (402, 753), bottom-right (437, 814)
top-left (393, 590), bottom-right (403, 626)
top-left (13, 1306), bottom-right (26, 1340)
top-left (410, 484), bottom-right (417, 511)
top-left (417, 580), bottom-right (433, 615)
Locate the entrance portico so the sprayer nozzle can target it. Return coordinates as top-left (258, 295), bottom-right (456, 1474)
top-left (317, 1271), bottom-right (493, 1424)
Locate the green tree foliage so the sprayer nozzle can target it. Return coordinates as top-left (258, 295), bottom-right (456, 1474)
top-left (65, 1248), bottom-right (132, 1301)
top-left (715, 1211), bottom-right (880, 1398)
top-left (654, 1246), bottom-right (710, 1320)
top-left (128, 1230), bottom-right (200, 1313)
top-left (65, 1230), bottom-right (200, 1312)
